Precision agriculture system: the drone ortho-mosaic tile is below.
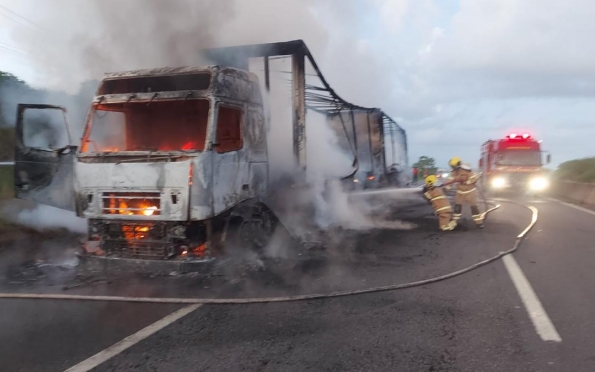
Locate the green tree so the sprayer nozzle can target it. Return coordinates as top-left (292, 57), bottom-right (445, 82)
top-left (0, 71), bottom-right (21, 160)
top-left (555, 157), bottom-right (595, 183)
top-left (1, 71), bottom-right (25, 127)
top-left (412, 155), bottom-right (437, 175)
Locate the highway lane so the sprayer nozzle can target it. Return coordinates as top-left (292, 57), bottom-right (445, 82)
top-left (505, 197), bottom-right (595, 371)
top-left (2, 197), bottom-right (594, 371)
top-left (91, 200), bottom-right (557, 372)
top-left (0, 300), bottom-right (183, 372)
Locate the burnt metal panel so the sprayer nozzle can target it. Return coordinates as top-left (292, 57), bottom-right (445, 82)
top-left (97, 67), bottom-right (263, 105)
top-left (14, 104), bottom-right (76, 211)
top-left (367, 110), bottom-right (385, 177)
top-left (189, 152), bottom-right (214, 221)
top-left (325, 108), bottom-right (410, 186)
top-left (209, 100), bottom-right (266, 218)
top-left (292, 52), bottom-right (307, 169)
top-left (102, 66), bottom-right (217, 80)
top-left (76, 160), bottom-right (192, 221)
top-left (326, 109), bottom-right (381, 178)
top-left (202, 40), bottom-right (308, 68)
top-left (204, 41), bottom-right (312, 170)
top-left (213, 68), bottom-right (263, 105)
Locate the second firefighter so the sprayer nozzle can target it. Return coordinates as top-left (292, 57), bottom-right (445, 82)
top-left (446, 157), bottom-right (484, 228)
top-left (423, 175), bottom-right (457, 231)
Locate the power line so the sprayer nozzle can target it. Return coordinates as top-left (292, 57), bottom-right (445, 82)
top-left (0, 12), bottom-right (38, 33)
top-left (0, 45), bottom-right (28, 57)
top-left (0, 41), bottom-right (28, 54)
top-left (0, 4), bottom-right (45, 31)
top-left (0, 51), bottom-right (34, 69)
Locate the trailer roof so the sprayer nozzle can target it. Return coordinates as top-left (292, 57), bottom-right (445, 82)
top-left (102, 65), bottom-right (229, 79)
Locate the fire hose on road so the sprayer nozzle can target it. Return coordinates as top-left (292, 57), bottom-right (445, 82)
top-left (0, 201), bottom-right (538, 305)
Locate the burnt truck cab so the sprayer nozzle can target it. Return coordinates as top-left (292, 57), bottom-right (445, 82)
top-left (479, 133), bottom-right (551, 195)
top-left (15, 66), bottom-right (269, 260)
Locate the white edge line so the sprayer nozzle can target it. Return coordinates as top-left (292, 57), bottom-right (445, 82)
top-left (502, 255), bottom-right (562, 342)
top-left (545, 197), bottom-right (595, 217)
top-left (64, 304), bottom-right (202, 372)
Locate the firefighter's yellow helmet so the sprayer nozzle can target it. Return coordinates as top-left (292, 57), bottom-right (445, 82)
top-left (449, 157), bottom-right (462, 168)
top-left (425, 175), bottom-right (438, 186)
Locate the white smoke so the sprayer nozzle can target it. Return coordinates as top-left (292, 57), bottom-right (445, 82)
top-left (4, 0), bottom-right (417, 235)
top-left (8, 0), bottom-right (389, 100)
top-left (0, 201), bottom-right (87, 234)
top-left (15, 204), bottom-right (87, 233)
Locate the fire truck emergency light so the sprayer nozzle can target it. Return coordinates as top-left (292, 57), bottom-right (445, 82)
top-left (507, 133), bottom-right (531, 139)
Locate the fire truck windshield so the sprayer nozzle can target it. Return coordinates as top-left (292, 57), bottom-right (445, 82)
top-left (82, 99), bottom-right (210, 153)
top-left (497, 150), bottom-right (542, 166)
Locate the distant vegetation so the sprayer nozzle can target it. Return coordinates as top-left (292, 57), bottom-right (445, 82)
top-left (0, 166), bottom-right (13, 200)
top-left (555, 157), bottom-right (595, 183)
top-left (0, 127), bottom-right (14, 161)
top-left (0, 71), bottom-right (24, 128)
top-left (1, 69), bottom-right (98, 147)
top-left (412, 155), bottom-right (438, 175)
top-left (0, 71), bottom-right (20, 162)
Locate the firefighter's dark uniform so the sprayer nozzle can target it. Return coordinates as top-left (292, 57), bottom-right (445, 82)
top-left (423, 185), bottom-right (457, 231)
top-left (451, 165), bottom-right (483, 226)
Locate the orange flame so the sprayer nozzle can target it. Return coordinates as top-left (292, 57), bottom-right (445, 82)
top-left (181, 142), bottom-right (197, 151)
top-left (193, 243), bottom-right (206, 257)
top-left (143, 206), bottom-right (158, 216)
top-left (122, 225), bottom-right (151, 240)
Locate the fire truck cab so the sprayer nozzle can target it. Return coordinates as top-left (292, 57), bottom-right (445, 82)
top-left (479, 133), bottom-right (551, 194)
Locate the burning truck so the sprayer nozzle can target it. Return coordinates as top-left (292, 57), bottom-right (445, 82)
top-left (13, 40), bottom-right (408, 264)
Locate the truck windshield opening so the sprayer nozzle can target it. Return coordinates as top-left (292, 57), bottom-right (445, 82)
top-left (82, 99), bottom-right (209, 153)
top-left (497, 150), bottom-right (542, 166)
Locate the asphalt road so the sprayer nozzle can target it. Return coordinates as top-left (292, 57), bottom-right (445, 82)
top-left (1, 195), bottom-right (594, 371)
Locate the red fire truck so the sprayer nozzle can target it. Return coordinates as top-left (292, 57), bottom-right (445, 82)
top-left (479, 133), bottom-right (551, 194)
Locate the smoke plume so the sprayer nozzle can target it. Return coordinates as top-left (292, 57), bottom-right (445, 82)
top-left (4, 0), bottom-right (416, 237)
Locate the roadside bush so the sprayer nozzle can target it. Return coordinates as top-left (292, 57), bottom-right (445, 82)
top-left (0, 166), bottom-right (13, 199)
top-left (555, 157), bottom-right (595, 183)
top-left (0, 127), bottom-right (14, 161)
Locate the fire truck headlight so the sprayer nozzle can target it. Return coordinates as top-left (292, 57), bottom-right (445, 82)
top-left (491, 177), bottom-right (506, 189)
top-left (442, 173), bottom-right (450, 178)
top-left (529, 177), bottom-right (549, 191)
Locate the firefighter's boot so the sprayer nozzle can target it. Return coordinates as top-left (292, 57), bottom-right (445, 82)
top-left (444, 220), bottom-right (457, 231)
top-left (453, 204), bottom-right (462, 222)
top-left (438, 212), bottom-right (457, 231)
top-left (440, 221), bottom-right (457, 231)
top-left (471, 206), bottom-right (484, 228)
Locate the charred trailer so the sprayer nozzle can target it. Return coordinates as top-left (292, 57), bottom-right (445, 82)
top-left (14, 66), bottom-right (272, 260)
top-left (13, 40), bottom-right (409, 263)
top-left (326, 109), bottom-right (408, 191)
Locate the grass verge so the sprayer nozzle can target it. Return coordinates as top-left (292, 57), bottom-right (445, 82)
top-left (0, 165), bottom-right (13, 200)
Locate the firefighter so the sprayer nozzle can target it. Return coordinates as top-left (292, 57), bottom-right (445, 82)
top-left (423, 175), bottom-right (457, 231)
top-left (445, 157), bottom-right (484, 228)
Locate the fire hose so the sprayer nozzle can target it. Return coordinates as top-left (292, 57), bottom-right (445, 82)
top-left (476, 172), bottom-right (492, 221)
top-left (0, 201), bottom-right (537, 305)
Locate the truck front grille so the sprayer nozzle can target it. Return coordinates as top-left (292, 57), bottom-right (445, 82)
top-left (506, 173), bottom-right (531, 186)
top-left (101, 192), bottom-right (161, 217)
top-left (103, 222), bottom-right (169, 259)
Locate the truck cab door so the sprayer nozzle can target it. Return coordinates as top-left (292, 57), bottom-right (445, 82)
top-left (210, 103), bottom-right (252, 215)
top-left (14, 104), bottom-right (77, 211)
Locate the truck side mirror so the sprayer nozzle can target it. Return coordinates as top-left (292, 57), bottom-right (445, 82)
top-left (479, 158), bottom-right (483, 167)
top-left (546, 154), bottom-right (551, 164)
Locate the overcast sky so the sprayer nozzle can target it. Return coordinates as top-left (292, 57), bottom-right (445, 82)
top-left (1, 0), bottom-right (594, 168)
